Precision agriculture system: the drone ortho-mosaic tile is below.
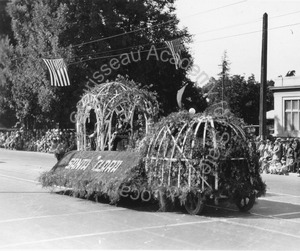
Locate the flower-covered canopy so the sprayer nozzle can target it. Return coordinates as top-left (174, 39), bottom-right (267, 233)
top-left (144, 112), bottom-right (263, 197)
top-left (76, 77), bottom-right (158, 151)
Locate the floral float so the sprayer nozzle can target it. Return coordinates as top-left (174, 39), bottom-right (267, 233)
top-left (138, 111), bottom-right (266, 214)
top-left (39, 79), bottom-right (266, 215)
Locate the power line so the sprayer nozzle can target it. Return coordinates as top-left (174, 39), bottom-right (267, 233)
top-left (72, 21), bottom-right (173, 48)
top-left (269, 9), bottom-right (300, 19)
top-left (195, 22), bottom-right (300, 44)
top-left (71, 8), bottom-right (300, 61)
top-left (269, 21), bottom-right (300, 31)
top-left (193, 9), bottom-right (300, 36)
top-left (195, 30), bottom-right (261, 43)
top-left (11, 17), bottom-right (300, 66)
top-left (194, 19), bottom-right (261, 36)
top-left (7, 1), bottom-right (251, 66)
top-left (9, 5), bottom-right (300, 65)
top-left (68, 45), bottom-right (168, 65)
top-left (71, 0), bottom-right (248, 48)
top-left (180, 0), bottom-right (247, 18)
top-left (70, 43), bottom-right (152, 61)
top-left (68, 21), bottom-right (300, 65)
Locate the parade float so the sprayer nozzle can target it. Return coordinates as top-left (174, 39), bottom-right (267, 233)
top-left (39, 77), bottom-right (266, 215)
top-left (140, 111), bottom-right (266, 214)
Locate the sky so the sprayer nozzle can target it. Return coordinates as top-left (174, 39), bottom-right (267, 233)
top-left (174, 0), bottom-right (300, 85)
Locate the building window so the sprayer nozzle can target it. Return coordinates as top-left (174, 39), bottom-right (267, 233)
top-left (285, 100), bottom-right (300, 131)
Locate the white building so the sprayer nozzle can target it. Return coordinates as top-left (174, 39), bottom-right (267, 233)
top-left (271, 75), bottom-right (300, 137)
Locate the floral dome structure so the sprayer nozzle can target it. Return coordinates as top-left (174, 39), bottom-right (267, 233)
top-left (76, 78), bottom-right (158, 151)
top-left (143, 112), bottom-right (265, 214)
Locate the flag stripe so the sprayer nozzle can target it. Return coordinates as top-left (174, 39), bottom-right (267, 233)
top-left (47, 59), bottom-right (59, 86)
top-left (43, 59), bottom-right (54, 86)
top-left (172, 38), bottom-right (183, 53)
top-left (165, 41), bottom-right (178, 69)
top-left (43, 58), bottom-right (70, 86)
top-left (50, 61), bottom-right (58, 86)
top-left (55, 59), bottom-right (69, 87)
top-left (165, 38), bottom-right (183, 70)
top-left (54, 60), bottom-right (64, 87)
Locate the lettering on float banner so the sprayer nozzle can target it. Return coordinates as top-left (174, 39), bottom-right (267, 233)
top-left (65, 156), bottom-right (123, 173)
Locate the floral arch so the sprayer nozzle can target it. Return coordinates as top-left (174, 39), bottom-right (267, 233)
top-left (143, 112), bottom-right (260, 197)
top-left (76, 78), bottom-right (158, 151)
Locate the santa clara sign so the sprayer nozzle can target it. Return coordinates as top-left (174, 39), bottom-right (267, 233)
top-left (65, 157), bottom-right (123, 173)
top-left (52, 150), bottom-right (141, 180)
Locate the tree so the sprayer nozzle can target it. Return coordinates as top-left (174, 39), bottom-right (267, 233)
top-left (218, 50), bottom-right (230, 108)
top-left (1, 0), bottom-right (196, 129)
top-left (203, 73), bottom-right (274, 125)
top-left (218, 50), bottom-right (230, 79)
top-left (202, 52), bottom-right (273, 125)
top-left (0, 0), bottom-right (14, 41)
top-left (0, 37), bottom-right (17, 127)
top-left (59, 0), bottom-right (193, 117)
top-left (1, 0), bottom-right (73, 128)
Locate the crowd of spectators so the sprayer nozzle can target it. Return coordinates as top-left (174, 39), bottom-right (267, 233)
top-left (1, 127), bottom-right (300, 176)
top-left (256, 137), bottom-right (300, 176)
top-left (0, 128), bottom-right (76, 158)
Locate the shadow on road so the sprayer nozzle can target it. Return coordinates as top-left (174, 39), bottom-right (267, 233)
top-left (52, 189), bottom-right (300, 220)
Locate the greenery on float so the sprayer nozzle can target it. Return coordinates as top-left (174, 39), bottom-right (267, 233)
top-left (39, 110), bottom-right (266, 210)
top-left (39, 162), bottom-right (144, 204)
top-left (137, 110), bottom-right (266, 208)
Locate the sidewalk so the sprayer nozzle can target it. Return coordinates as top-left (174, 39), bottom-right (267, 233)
top-left (263, 171), bottom-right (300, 177)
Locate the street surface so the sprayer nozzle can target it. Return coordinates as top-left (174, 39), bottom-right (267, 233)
top-left (0, 148), bottom-right (300, 250)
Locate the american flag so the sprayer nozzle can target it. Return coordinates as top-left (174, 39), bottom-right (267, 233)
top-left (165, 38), bottom-right (184, 69)
top-left (43, 58), bottom-right (70, 87)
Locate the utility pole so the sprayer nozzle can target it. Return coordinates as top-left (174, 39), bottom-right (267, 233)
top-left (259, 13), bottom-right (268, 140)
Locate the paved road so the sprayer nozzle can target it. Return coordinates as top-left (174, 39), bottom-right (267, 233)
top-left (0, 149), bottom-right (300, 250)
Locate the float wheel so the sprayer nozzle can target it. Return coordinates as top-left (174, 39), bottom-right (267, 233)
top-left (235, 193), bottom-right (256, 212)
top-left (184, 192), bottom-right (205, 215)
